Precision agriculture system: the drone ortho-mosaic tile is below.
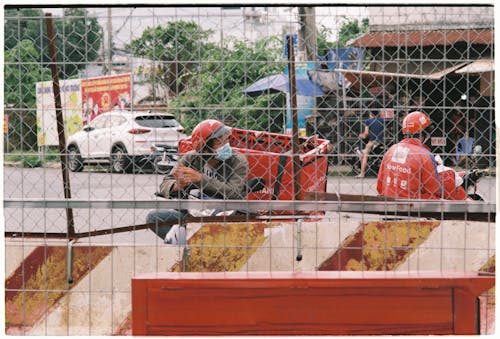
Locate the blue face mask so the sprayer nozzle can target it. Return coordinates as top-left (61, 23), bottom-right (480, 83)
top-left (216, 143), bottom-right (232, 161)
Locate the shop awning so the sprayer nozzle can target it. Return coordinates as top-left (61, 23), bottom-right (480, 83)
top-left (455, 59), bottom-right (494, 74)
top-left (242, 73), bottom-right (325, 97)
top-left (349, 29), bottom-right (493, 48)
top-left (334, 62), bottom-right (469, 89)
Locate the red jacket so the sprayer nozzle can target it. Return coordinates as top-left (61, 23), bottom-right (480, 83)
top-left (377, 139), bottom-right (466, 200)
top-left (438, 168), bottom-right (468, 200)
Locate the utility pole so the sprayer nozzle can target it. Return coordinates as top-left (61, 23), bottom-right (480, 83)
top-left (298, 7), bottom-right (317, 63)
top-left (106, 7), bottom-right (112, 75)
top-left (102, 8), bottom-right (112, 75)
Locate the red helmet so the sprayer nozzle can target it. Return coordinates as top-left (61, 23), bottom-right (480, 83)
top-left (191, 119), bottom-right (231, 152)
top-left (402, 111), bottom-right (431, 134)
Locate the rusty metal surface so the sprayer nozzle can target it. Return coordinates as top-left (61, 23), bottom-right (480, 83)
top-left (171, 222), bottom-right (275, 272)
top-left (350, 29), bottom-right (493, 47)
top-left (4, 198), bottom-right (495, 214)
top-left (5, 245), bottom-right (112, 334)
top-left (318, 220), bottom-right (440, 271)
top-left (335, 62), bottom-right (469, 89)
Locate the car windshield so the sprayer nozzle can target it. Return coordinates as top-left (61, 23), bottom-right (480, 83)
top-left (135, 115), bottom-right (179, 128)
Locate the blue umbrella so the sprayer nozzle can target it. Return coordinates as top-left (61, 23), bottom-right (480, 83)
top-left (242, 73), bottom-right (324, 97)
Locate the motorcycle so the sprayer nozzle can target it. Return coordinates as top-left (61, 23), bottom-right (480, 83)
top-left (459, 168), bottom-right (488, 201)
top-left (143, 144), bottom-right (179, 174)
top-left (435, 154), bottom-right (488, 201)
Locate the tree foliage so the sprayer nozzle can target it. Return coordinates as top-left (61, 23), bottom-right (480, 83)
top-left (126, 21), bottom-right (213, 96)
top-left (317, 18), bottom-right (368, 57)
top-left (5, 8), bottom-right (102, 78)
top-left (127, 20), bottom-right (286, 132)
top-left (337, 18), bottom-right (369, 47)
top-left (4, 40), bottom-right (51, 108)
top-left (126, 17), bottom-right (368, 133)
top-left (4, 8), bottom-right (102, 151)
top-left (168, 36), bottom-right (285, 133)
top-left (4, 40), bottom-right (51, 151)
top-left (4, 8), bottom-right (43, 50)
top-left (56, 8), bottom-right (102, 77)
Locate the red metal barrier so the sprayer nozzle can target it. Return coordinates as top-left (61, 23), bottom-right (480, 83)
top-left (132, 271), bottom-right (493, 336)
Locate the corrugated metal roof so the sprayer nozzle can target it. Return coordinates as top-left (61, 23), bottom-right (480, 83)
top-left (349, 29), bottom-right (493, 47)
top-left (334, 62), bottom-right (469, 89)
top-left (455, 59), bottom-right (494, 74)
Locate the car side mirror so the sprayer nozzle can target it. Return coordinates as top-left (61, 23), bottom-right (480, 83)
top-left (83, 125), bottom-right (94, 132)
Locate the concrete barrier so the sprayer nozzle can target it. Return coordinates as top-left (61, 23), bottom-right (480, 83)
top-left (4, 216), bottom-right (495, 335)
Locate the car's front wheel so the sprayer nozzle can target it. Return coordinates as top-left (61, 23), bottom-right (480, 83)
top-left (67, 145), bottom-right (84, 172)
top-left (110, 145), bottom-right (131, 173)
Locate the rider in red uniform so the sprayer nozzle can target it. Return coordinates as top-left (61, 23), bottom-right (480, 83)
top-left (377, 111), bottom-right (466, 200)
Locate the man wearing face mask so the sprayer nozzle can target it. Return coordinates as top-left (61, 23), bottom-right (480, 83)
top-left (146, 119), bottom-right (248, 243)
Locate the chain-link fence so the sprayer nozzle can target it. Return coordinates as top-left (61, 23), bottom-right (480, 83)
top-left (3, 5), bottom-right (495, 335)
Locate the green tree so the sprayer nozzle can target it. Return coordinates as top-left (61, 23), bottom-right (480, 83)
top-left (4, 8), bottom-right (43, 50)
top-left (4, 40), bottom-right (51, 151)
top-left (169, 36), bottom-right (285, 133)
top-left (317, 25), bottom-right (335, 57)
top-left (126, 21), bottom-right (213, 97)
top-left (4, 8), bottom-right (102, 78)
top-left (127, 19), bottom-right (368, 134)
top-left (56, 8), bottom-right (102, 77)
top-left (337, 18), bottom-right (369, 47)
top-left (317, 18), bottom-right (369, 56)
top-left (4, 40), bottom-right (50, 107)
top-left (4, 8), bottom-right (102, 151)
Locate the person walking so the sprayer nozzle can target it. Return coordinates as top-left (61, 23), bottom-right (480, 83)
top-left (356, 109), bottom-right (384, 178)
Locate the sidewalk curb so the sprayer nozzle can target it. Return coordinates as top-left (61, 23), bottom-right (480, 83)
top-left (4, 161), bottom-right (61, 169)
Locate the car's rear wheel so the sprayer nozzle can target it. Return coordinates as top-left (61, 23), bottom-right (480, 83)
top-left (110, 145), bottom-right (131, 173)
top-left (67, 145), bottom-right (84, 172)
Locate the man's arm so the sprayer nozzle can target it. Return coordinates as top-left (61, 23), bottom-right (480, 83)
top-left (158, 172), bottom-right (180, 198)
top-left (158, 154), bottom-right (195, 198)
top-left (376, 154), bottom-right (387, 195)
top-left (359, 125), bottom-right (369, 139)
top-left (420, 154), bottom-right (442, 199)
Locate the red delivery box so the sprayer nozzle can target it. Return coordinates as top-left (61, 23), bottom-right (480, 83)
top-left (179, 128), bottom-right (330, 202)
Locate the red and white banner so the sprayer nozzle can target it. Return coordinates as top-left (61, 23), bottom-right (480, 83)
top-left (81, 73), bottom-right (131, 125)
top-left (36, 73), bottom-right (132, 146)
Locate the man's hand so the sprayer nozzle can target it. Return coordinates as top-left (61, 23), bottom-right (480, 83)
top-left (359, 126), bottom-right (369, 139)
top-left (172, 164), bottom-right (202, 191)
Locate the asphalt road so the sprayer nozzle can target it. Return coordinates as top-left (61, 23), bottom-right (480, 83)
top-left (3, 167), bottom-right (496, 244)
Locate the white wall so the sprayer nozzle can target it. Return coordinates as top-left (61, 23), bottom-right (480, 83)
top-left (368, 6), bottom-right (493, 31)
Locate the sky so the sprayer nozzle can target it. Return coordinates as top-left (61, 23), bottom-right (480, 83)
top-left (39, 6), bottom-right (368, 49)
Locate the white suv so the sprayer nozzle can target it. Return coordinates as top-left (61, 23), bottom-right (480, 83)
top-left (66, 110), bottom-right (187, 173)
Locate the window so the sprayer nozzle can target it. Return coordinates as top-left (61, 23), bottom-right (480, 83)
top-left (110, 115), bottom-right (127, 126)
top-left (135, 115), bottom-right (180, 128)
top-left (91, 115), bottom-right (111, 129)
